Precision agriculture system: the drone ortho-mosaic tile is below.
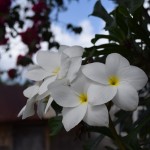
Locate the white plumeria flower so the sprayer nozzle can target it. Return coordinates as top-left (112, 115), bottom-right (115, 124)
top-left (25, 51), bottom-right (70, 94)
top-left (18, 83), bottom-right (40, 119)
top-left (49, 72), bottom-right (109, 131)
top-left (18, 82), bottom-right (56, 119)
top-left (25, 45), bottom-right (84, 95)
top-left (82, 53), bottom-right (148, 111)
top-left (24, 45), bottom-right (84, 114)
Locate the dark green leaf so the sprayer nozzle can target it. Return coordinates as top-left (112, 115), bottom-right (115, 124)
top-left (109, 0), bottom-right (144, 13)
top-left (83, 135), bottom-right (104, 150)
top-left (114, 7), bottom-right (129, 36)
top-left (128, 18), bottom-right (150, 47)
top-left (123, 109), bottom-right (150, 149)
top-left (91, 34), bottom-right (119, 44)
top-left (87, 126), bottom-right (113, 138)
top-left (118, 6), bottom-right (130, 17)
top-left (48, 116), bottom-right (63, 136)
top-left (109, 25), bottom-right (126, 42)
top-left (86, 44), bottom-right (127, 55)
top-left (51, 101), bottom-right (62, 115)
top-left (91, 0), bottom-right (113, 28)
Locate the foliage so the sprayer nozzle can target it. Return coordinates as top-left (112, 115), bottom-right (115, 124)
top-left (48, 116), bottom-right (63, 136)
top-left (82, 0), bottom-right (150, 149)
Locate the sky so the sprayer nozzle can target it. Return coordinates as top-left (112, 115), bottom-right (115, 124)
top-left (56, 0), bottom-right (116, 33)
top-left (0, 0), bottom-right (115, 83)
top-left (50, 0), bottom-right (115, 47)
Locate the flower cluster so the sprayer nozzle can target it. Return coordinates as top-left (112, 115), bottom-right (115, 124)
top-left (18, 45), bottom-right (148, 131)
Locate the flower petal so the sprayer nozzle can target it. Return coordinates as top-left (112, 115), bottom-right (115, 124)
top-left (48, 78), bottom-right (68, 88)
top-left (37, 100), bottom-right (46, 118)
top-left (45, 96), bottom-right (53, 113)
top-left (106, 53), bottom-right (130, 75)
top-left (50, 85), bottom-right (80, 107)
top-left (59, 45), bottom-right (70, 53)
top-left (22, 98), bottom-right (35, 119)
top-left (88, 84), bottom-right (117, 105)
top-left (36, 51), bottom-right (60, 73)
top-left (71, 71), bottom-right (91, 94)
top-left (118, 66), bottom-right (148, 90)
top-left (58, 53), bottom-right (70, 79)
top-left (62, 104), bottom-right (87, 131)
top-left (24, 67), bottom-right (49, 81)
top-left (83, 104), bottom-right (109, 127)
top-left (82, 63), bottom-right (108, 84)
top-left (27, 64), bottom-right (40, 70)
top-left (23, 85), bottom-right (39, 98)
top-left (63, 46), bottom-right (84, 58)
top-left (18, 106), bottom-right (26, 117)
top-left (113, 82), bottom-right (139, 111)
top-left (67, 57), bottom-right (82, 83)
top-left (38, 76), bottom-right (56, 95)
top-left (36, 90), bottom-right (50, 100)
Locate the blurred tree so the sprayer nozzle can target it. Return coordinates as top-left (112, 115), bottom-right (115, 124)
top-left (0, 0), bottom-right (82, 84)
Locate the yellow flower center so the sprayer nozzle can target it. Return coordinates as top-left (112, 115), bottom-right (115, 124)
top-left (52, 67), bottom-right (60, 76)
top-left (108, 76), bottom-right (119, 86)
top-left (79, 93), bottom-right (88, 104)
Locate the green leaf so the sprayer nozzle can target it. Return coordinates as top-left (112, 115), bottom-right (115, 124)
top-left (130, 0), bottom-right (144, 13)
top-left (129, 110), bottom-right (150, 135)
top-left (83, 135), bottom-right (104, 150)
top-left (91, 34), bottom-right (119, 44)
top-left (48, 116), bottom-right (63, 136)
top-left (109, 0), bottom-right (144, 13)
top-left (87, 126), bottom-right (113, 138)
top-left (118, 6), bottom-right (130, 17)
top-left (123, 110), bottom-right (150, 149)
top-left (88, 44), bottom-right (127, 54)
top-left (51, 101), bottom-right (62, 115)
top-left (91, 0), bottom-right (113, 28)
top-left (83, 44), bottom-right (130, 60)
top-left (128, 18), bottom-right (150, 47)
top-left (113, 7), bottom-right (129, 36)
top-left (109, 25), bottom-right (126, 42)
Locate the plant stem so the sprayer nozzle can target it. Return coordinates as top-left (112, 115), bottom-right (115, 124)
top-left (109, 115), bottom-right (126, 150)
